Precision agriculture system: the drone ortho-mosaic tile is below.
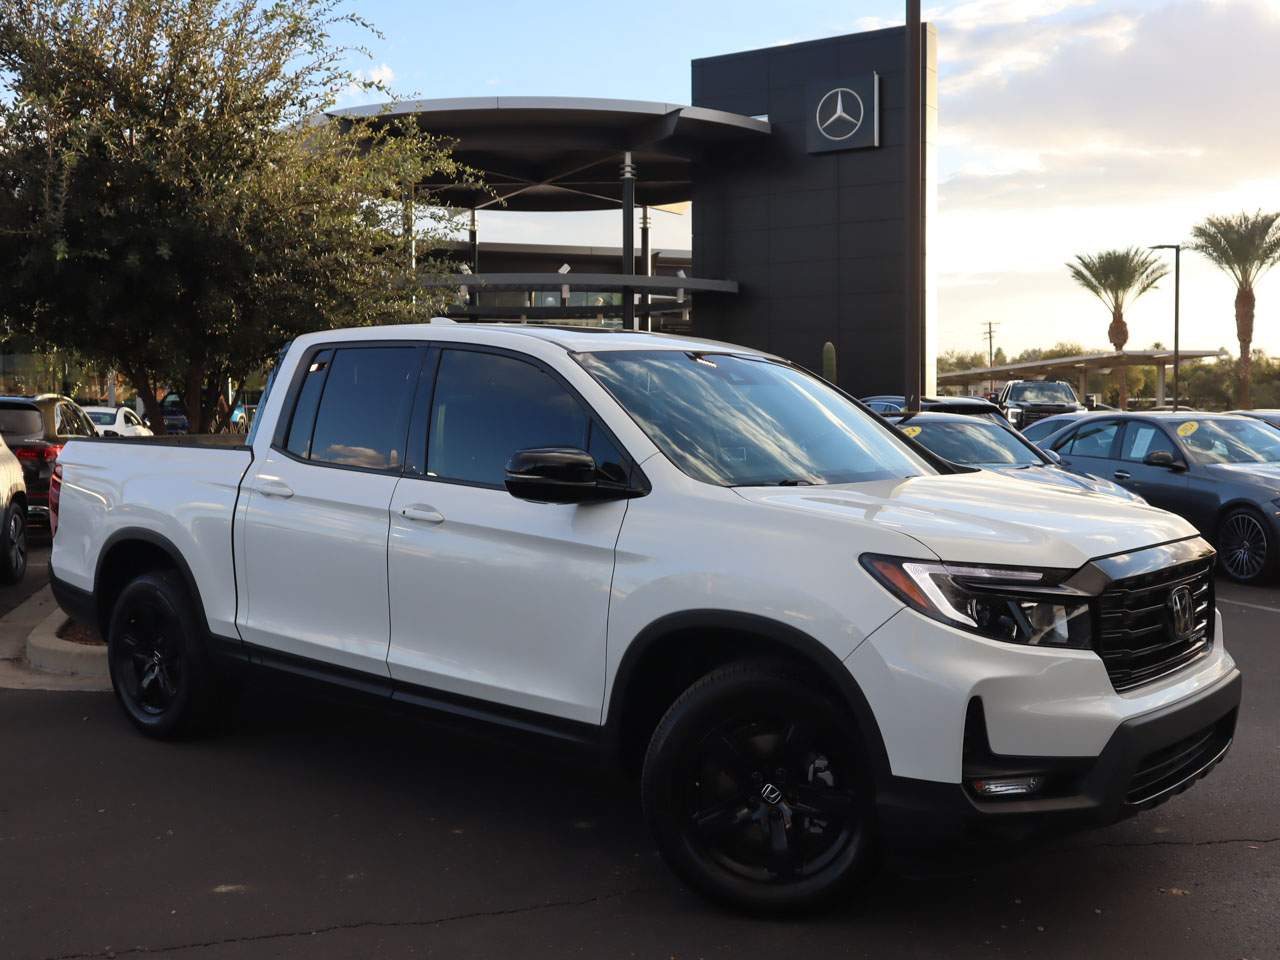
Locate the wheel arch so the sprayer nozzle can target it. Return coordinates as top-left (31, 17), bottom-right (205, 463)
top-left (605, 610), bottom-right (890, 782)
top-left (93, 528), bottom-right (211, 640)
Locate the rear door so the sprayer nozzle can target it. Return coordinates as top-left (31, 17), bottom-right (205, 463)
top-left (385, 345), bottom-right (629, 723)
top-left (237, 342), bottom-right (425, 674)
top-left (1053, 417), bottom-right (1122, 480)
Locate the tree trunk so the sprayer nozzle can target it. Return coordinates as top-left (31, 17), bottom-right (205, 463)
top-left (123, 368), bottom-right (167, 436)
top-left (1236, 286), bottom-right (1254, 409)
top-left (183, 364), bottom-right (206, 434)
top-left (1108, 308), bottom-right (1128, 410)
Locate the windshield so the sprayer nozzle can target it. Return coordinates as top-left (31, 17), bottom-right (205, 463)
top-left (1008, 382), bottom-right (1077, 405)
top-left (900, 419), bottom-right (1041, 467)
top-left (1176, 418), bottom-right (1280, 464)
top-left (577, 351), bottom-right (932, 486)
top-left (87, 411), bottom-right (115, 425)
top-left (0, 405), bottom-right (43, 438)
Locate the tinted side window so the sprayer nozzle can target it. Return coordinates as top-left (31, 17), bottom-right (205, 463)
top-left (1067, 420), bottom-right (1119, 457)
top-left (284, 349), bottom-right (333, 459)
top-left (427, 350), bottom-right (588, 487)
top-left (309, 347), bottom-right (421, 470)
top-left (588, 420), bottom-right (628, 484)
top-left (1122, 423), bottom-right (1178, 462)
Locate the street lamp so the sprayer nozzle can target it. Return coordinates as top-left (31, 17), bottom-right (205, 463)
top-left (1150, 243), bottom-right (1181, 411)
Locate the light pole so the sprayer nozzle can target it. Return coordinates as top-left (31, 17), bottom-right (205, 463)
top-left (902, 0), bottom-right (924, 412)
top-left (1150, 244), bottom-right (1181, 411)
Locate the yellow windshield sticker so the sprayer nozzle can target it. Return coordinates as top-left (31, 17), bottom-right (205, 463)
top-left (902, 425), bottom-right (922, 438)
top-left (1176, 421), bottom-right (1199, 437)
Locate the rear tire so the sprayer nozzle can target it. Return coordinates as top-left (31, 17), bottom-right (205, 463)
top-left (0, 502), bottom-right (27, 585)
top-left (641, 660), bottom-right (876, 913)
top-left (106, 571), bottom-right (221, 738)
top-left (1217, 507), bottom-right (1274, 584)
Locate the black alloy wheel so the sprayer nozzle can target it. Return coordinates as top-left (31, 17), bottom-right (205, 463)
top-left (642, 661), bottom-right (874, 912)
top-left (107, 571), bottom-right (218, 737)
top-left (1219, 508), bottom-right (1272, 583)
top-left (0, 503), bottom-right (26, 584)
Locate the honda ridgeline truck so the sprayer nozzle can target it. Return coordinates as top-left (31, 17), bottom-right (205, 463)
top-left (49, 324), bottom-right (1241, 911)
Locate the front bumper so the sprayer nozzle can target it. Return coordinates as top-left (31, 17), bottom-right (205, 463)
top-left (876, 667), bottom-right (1240, 851)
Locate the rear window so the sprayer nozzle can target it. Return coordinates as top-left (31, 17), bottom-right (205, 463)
top-left (87, 412), bottom-right (115, 426)
top-left (0, 405), bottom-right (42, 438)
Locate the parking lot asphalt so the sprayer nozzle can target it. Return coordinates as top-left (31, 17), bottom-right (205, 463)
top-left (0, 565), bottom-right (1275, 959)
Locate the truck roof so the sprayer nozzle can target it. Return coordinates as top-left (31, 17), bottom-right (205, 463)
top-left (291, 322), bottom-right (778, 358)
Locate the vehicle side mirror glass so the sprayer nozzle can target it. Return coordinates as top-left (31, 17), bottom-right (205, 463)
top-left (505, 447), bottom-right (635, 504)
top-left (1143, 449), bottom-right (1185, 470)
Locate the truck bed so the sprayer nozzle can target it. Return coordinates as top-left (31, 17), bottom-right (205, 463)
top-left (49, 435), bottom-right (255, 639)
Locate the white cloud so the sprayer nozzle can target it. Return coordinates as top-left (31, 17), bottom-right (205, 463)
top-left (932, 1), bottom-right (1280, 359)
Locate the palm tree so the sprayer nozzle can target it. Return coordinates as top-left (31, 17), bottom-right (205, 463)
top-left (1066, 247), bottom-right (1168, 409)
top-left (1188, 211), bottom-right (1280, 409)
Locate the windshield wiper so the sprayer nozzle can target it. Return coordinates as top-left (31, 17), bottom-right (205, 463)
top-left (775, 478), bottom-right (814, 486)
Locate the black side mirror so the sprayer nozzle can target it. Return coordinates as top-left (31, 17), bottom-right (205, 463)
top-left (1143, 449), bottom-right (1186, 471)
top-left (505, 447), bottom-right (638, 504)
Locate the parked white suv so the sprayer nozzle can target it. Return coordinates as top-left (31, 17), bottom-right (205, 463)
top-left (49, 324), bottom-right (1241, 911)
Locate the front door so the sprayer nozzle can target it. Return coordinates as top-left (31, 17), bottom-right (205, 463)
top-left (238, 343), bottom-right (424, 674)
top-left (386, 346), bottom-right (629, 724)
top-left (1115, 420), bottom-right (1189, 512)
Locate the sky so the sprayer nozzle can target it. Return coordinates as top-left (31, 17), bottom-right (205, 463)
top-left (331, 0), bottom-right (1280, 362)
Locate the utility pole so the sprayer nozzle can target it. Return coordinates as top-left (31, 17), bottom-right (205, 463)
top-left (981, 320), bottom-right (1000, 396)
top-left (902, 0), bottom-right (924, 411)
top-left (1150, 244), bottom-right (1182, 411)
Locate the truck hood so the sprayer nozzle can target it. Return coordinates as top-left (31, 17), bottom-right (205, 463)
top-left (984, 463), bottom-right (1144, 502)
top-left (733, 470), bottom-right (1195, 570)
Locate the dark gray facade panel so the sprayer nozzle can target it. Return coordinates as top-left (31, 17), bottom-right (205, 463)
top-left (691, 26), bottom-right (937, 395)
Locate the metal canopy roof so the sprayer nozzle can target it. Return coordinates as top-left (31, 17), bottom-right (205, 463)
top-left (329, 97), bottom-right (772, 211)
top-left (938, 349), bottom-right (1226, 386)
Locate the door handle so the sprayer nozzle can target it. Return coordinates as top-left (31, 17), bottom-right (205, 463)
top-left (401, 504), bottom-right (445, 524)
top-left (255, 478), bottom-right (294, 499)
top-left (1113, 470), bottom-right (1132, 481)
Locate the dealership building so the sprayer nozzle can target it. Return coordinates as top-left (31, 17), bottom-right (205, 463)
top-left (332, 25), bottom-right (939, 397)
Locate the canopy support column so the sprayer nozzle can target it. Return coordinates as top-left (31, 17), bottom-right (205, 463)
top-left (621, 152), bottom-right (636, 329)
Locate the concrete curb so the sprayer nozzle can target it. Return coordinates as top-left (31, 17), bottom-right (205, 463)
top-left (26, 608), bottom-right (110, 681)
top-left (0, 585), bottom-right (111, 692)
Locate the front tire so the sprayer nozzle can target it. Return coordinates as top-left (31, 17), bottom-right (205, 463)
top-left (0, 502), bottom-right (27, 584)
top-left (1217, 507), bottom-right (1274, 584)
top-left (106, 571), bottom-right (220, 738)
top-left (641, 660), bottom-right (875, 913)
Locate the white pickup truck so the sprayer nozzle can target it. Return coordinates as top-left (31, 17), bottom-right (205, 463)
top-left (50, 323), bottom-right (1241, 911)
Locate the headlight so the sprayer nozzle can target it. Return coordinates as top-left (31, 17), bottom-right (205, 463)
top-left (861, 555), bottom-right (1093, 649)
top-left (1007, 408), bottom-right (1022, 423)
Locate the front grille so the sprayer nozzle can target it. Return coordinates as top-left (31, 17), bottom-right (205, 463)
top-left (1019, 409), bottom-right (1050, 427)
top-left (1096, 556), bottom-right (1215, 692)
top-left (1125, 713), bottom-right (1234, 805)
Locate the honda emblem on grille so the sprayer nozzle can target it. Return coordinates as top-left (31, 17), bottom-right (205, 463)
top-left (1168, 585), bottom-right (1195, 640)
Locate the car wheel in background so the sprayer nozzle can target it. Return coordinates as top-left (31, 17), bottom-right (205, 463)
top-left (641, 660), bottom-right (875, 913)
top-left (0, 503), bottom-right (27, 584)
top-left (1217, 507), bottom-right (1274, 584)
top-left (106, 571), bottom-right (221, 738)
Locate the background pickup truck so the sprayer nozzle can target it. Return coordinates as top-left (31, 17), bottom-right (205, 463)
top-left (49, 323), bottom-right (1241, 913)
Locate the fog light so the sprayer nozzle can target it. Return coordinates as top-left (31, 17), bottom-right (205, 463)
top-left (970, 775), bottom-right (1045, 797)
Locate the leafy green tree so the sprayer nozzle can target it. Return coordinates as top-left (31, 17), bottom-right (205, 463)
top-left (0, 0), bottom-right (477, 431)
top-left (1188, 211), bottom-right (1280, 409)
top-left (1066, 249), bottom-right (1167, 409)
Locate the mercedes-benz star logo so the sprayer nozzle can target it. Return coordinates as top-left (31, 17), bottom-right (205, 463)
top-left (816, 87), bottom-right (864, 141)
top-left (1168, 585), bottom-right (1195, 640)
